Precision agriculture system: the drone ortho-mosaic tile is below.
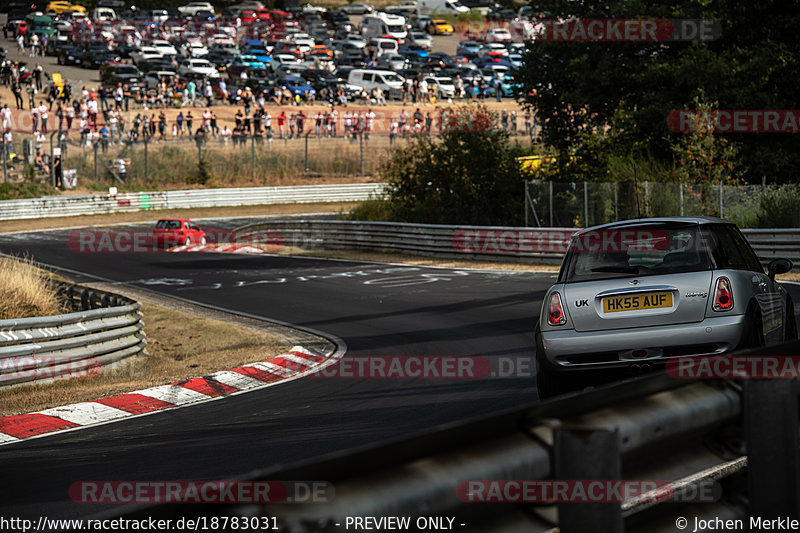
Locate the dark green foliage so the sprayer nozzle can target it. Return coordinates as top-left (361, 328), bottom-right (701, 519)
top-left (375, 107), bottom-right (527, 226)
top-left (517, 0), bottom-right (800, 182)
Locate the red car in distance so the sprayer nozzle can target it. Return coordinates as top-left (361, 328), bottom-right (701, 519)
top-left (153, 219), bottom-right (207, 248)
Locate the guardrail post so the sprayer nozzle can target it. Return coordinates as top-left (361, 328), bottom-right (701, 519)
top-left (549, 180), bottom-right (554, 227)
top-left (744, 379), bottom-right (800, 520)
top-left (553, 426), bottom-right (625, 533)
top-left (79, 288), bottom-right (89, 310)
top-left (360, 132), bottom-right (365, 176)
top-left (679, 182), bottom-right (684, 216)
top-left (554, 425), bottom-right (623, 533)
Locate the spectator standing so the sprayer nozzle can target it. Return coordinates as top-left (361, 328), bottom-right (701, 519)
top-left (38, 101), bottom-right (48, 133)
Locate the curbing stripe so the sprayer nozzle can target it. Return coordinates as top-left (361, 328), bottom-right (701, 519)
top-left (0, 413), bottom-right (80, 438)
top-left (38, 403), bottom-right (131, 426)
top-left (208, 370), bottom-right (268, 390)
top-left (0, 432), bottom-right (19, 443)
top-left (231, 366), bottom-right (284, 383)
top-left (0, 346), bottom-right (336, 445)
top-left (283, 353), bottom-right (321, 366)
top-left (134, 384), bottom-right (212, 405)
top-left (269, 356), bottom-right (308, 373)
top-left (94, 394), bottom-right (175, 414)
top-left (250, 361), bottom-right (295, 377)
top-left (178, 377), bottom-right (239, 398)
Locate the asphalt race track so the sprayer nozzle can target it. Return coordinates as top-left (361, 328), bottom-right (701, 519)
top-left (0, 219), bottom-right (555, 519)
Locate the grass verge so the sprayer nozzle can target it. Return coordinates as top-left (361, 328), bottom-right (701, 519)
top-left (0, 255), bottom-right (65, 320)
top-left (0, 301), bottom-right (287, 416)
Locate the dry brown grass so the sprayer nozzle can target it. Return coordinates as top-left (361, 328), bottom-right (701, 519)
top-left (0, 255), bottom-right (65, 320)
top-left (0, 302), bottom-right (287, 416)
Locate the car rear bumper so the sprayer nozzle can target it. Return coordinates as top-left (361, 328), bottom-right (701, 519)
top-left (541, 314), bottom-right (747, 371)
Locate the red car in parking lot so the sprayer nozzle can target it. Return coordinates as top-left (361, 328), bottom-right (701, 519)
top-left (153, 219), bottom-right (207, 248)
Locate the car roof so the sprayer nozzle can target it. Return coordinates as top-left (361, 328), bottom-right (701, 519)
top-left (577, 216), bottom-right (729, 236)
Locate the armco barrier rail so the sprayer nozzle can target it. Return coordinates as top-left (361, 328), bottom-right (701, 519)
top-left (236, 220), bottom-right (800, 265)
top-left (0, 184), bottom-right (387, 221)
top-left (116, 341), bottom-right (800, 531)
top-left (0, 283), bottom-right (145, 387)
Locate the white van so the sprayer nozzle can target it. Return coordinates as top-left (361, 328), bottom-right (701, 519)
top-left (417, 0), bottom-right (470, 15)
top-left (92, 7), bottom-right (117, 20)
top-left (347, 69), bottom-right (406, 99)
top-left (361, 12), bottom-right (407, 40)
top-left (366, 37), bottom-right (399, 58)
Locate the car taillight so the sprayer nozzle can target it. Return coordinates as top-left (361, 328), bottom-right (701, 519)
top-left (713, 277), bottom-right (734, 311)
top-left (547, 292), bottom-right (567, 326)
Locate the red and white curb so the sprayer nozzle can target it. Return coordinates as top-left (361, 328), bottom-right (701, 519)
top-left (168, 244), bottom-right (265, 254)
top-left (0, 346), bottom-right (328, 445)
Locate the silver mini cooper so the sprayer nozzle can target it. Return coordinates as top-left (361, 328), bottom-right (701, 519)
top-left (535, 217), bottom-right (797, 398)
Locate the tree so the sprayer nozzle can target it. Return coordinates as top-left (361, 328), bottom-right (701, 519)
top-left (377, 107), bottom-right (526, 226)
top-left (517, 0), bottom-right (800, 182)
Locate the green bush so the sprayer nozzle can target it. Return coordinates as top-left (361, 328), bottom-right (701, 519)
top-left (370, 107), bottom-right (527, 226)
top-left (760, 185), bottom-right (800, 228)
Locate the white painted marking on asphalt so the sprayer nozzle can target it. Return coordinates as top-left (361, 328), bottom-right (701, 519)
top-left (134, 385), bottom-right (211, 405)
top-left (39, 402), bottom-right (130, 425)
top-left (208, 370), bottom-right (266, 390)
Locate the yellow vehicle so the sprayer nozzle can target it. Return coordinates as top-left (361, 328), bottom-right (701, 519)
top-left (428, 19), bottom-right (455, 35)
top-left (45, 1), bottom-right (87, 14)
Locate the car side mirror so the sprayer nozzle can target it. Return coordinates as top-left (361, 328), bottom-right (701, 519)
top-left (768, 258), bottom-right (793, 280)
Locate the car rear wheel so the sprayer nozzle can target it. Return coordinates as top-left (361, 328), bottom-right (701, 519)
top-left (737, 305), bottom-right (764, 350)
top-left (200, 236), bottom-right (207, 245)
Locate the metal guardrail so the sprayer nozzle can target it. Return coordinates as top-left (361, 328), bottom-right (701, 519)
top-left (118, 343), bottom-right (800, 531)
top-left (0, 284), bottom-right (145, 387)
top-left (0, 184), bottom-right (388, 221)
top-left (236, 220), bottom-right (800, 266)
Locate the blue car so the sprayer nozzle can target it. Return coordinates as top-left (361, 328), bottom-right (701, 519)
top-left (278, 76), bottom-right (316, 98)
top-left (242, 47), bottom-right (272, 63)
top-left (456, 40), bottom-right (481, 57)
top-left (398, 43), bottom-right (428, 59)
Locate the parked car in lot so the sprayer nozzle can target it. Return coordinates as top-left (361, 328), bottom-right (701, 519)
top-left (428, 19), bottom-right (454, 35)
top-left (178, 58), bottom-right (220, 78)
top-left (99, 63), bottom-right (147, 91)
top-left (535, 217), bottom-right (797, 397)
top-left (153, 219), bottom-right (207, 248)
top-left (340, 2), bottom-right (373, 14)
top-left (177, 1), bottom-right (215, 16)
top-left (57, 44), bottom-right (84, 65)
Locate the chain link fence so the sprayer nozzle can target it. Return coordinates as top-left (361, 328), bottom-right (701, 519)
top-left (0, 131), bottom-right (403, 188)
top-left (525, 179), bottom-right (800, 229)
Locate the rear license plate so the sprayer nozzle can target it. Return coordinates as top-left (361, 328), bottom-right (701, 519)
top-left (603, 292), bottom-right (673, 313)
